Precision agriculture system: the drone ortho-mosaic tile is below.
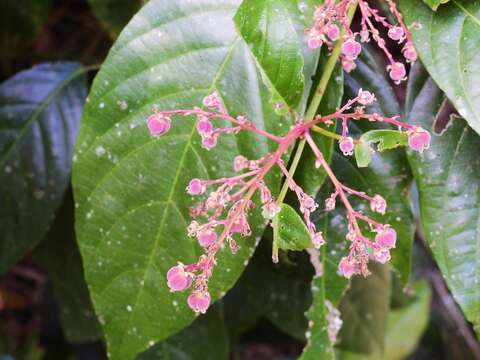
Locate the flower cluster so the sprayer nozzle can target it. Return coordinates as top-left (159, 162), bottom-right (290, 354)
top-left (147, 87), bottom-right (430, 313)
top-left (306, 0), bottom-right (417, 83)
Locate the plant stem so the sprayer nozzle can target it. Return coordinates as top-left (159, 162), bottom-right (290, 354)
top-left (276, 3), bottom-right (357, 205)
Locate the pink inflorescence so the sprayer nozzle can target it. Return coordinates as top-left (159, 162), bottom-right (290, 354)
top-left (305, 0), bottom-right (417, 83)
top-left (147, 87), bottom-right (430, 313)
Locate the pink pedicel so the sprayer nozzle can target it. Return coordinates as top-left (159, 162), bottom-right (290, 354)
top-left (187, 291), bottom-right (211, 314)
top-left (408, 127), bottom-right (431, 153)
top-left (375, 227), bottom-right (397, 249)
top-left (147, 114), bottom-right (171, 136)
top-left (342, 39), bottom-right (362, 59)
top-left (370, 194), bottom-right (387, 214)
top-left (187, 179), bottom-right (205, 195)
top-left (339, 136), bottom-right (355, 156)
top-left (197, 228), bottom-right (217, 248)
top-left (338, 257), bottom-right (357, 278)
top-left (388, 62), bottom-right (407, 83)
top-left (167, 265), bottom-right (192, 292)
top-left (388, 26), bottom-right (405, 41)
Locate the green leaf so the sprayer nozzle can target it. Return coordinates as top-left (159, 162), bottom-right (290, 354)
top-left (339, 280), bottom-right (431, 360)
top-left (34, 193), bottom-right (101, 343)
top-left (400, 0), bottom-right (480, 135)
top-left (296, 48), bottom-right (344, 196)
top-left (71, 0), bottom-right (318, 358)
top-left (355, 130), bottom-right (408, 168)
top-left (422, 0), bottom-right (451, 11)
top-left (136, 303), bottom-right (229, 360)
top-left (0, 0), bottom-right (52, 75)
top-left (0, 62), bottom-right (86, 274)
top-left (405, 62), bottom-right (480, 335)
top-left (343, 47), bottom-right (414, 285)
top-left (338, 263), bottom-right (391, 355)
top-left (273, 203), bottom-right (311, 252)
top-left (234, 0), bottom-right (318, 110)
top-left (88, 0), bottom-right (144, 38)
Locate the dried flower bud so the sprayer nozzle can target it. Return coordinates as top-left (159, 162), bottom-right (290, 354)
top-left (233, 155), bottom-right (249, 172)
top-left (197, 228), bottom-right (217, 248)
top-left (203, 92), bottom-right (221, 109)
top-left (342, 57), bottom-right (356, 73)
top-left (372, 245), bottom-right (391, 264)
top-left (262, 201), bottom-right (280, 220)
top-left (147, 114), bottom-right (171, 136)
top-left (312, 232), bottom-right (325, 248)
top-left (166, 265), bottom-right (193, 292)
top-left (201, 134), bottom-right (218, 150)
top-left (196, 116), bottom-right (213, 135)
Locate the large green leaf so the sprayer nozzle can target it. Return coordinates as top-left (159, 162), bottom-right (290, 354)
top-left (339, 280), bottom-right (431, 360)
top-left (337, 263), bottom-right (391, 355)
top-left (234, 0), bottom-right (318, 109)
top-left (72, 0), bottom-right (319, 358)
top-left (88, 0), bottom-right (144, 38)
top-left (0, 62), bottom-right (86, 274)
top-left (422, 0), bottom-right (451, 11)
top-left (400, 0), bottom-right (480, 135)
top-left (405, 62), bottom-right (480, 335)
top-left (273, 203), bottom-right (311, 252)
top-left (34, 192), bottom-right (101, 343)
top-left (136, 303), bottom-right (229, 360)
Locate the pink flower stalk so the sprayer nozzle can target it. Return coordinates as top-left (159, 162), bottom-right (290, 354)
top-left (148, 88), bottom-right (429, 312)
top-left (306, 0), bottom-right (416, 83)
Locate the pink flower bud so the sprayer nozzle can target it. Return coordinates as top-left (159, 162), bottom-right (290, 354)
top-left (166, 265), bottom-right (192, 292)
top-left (326, 24), bottom-right (340, 41)
top-left (187, 179), bottom-right (205, 195)
top-left (312, 232), bottom-right (325, 248)
top-left (303, 195), bottom-right (317, 209)
top-left (233, 155), bottom-right (249, 172)
top-left (372, 245), bottom-right (391, 264)
top-left (187, 291), bottom-right (211, 314)
top-left (403, 41), bottom-right (417, 62)
top-left (407, 127), bottom-right (430, 153)
top-left (325, 196), bottom-right (336, 211)
top-left (196, 116), bottom-right (213, 135)
top-left (342, 57), bottom-right (356, 73)
top-left (201, 134), bottom-right (217, 150)
top-left (203, 92), bottom-right (221, 109)
top-left (370, 194), bottom-right (387, 214)
top-left (339, 136), bottom-right (354, 156)
top-left (307, 36), bottom-right (323, 49)
top-left (387, 26), bottom-right (405, 41)
top-left (388, 62), bottom-right (406, 83)
top-left (197, 228), bottom-right (217, 247)
top-left (147, 114), bottom-right (171, 136)
top-left (342, 39), bottom-right (362, 59)
top-left (357, 89), bottom-right (376, 105)
top-left (375, 226), bottom-right (397, 248)
top-left (338, 257), bottom-right (357, 278)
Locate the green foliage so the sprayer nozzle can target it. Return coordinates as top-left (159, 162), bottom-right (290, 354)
top-left (0, 62), bottom-right (86, 274)
top-left (354, 130), bottom-right (408, 168)
top-left (422, 0), bottom-right (451, 11)
top-left (34, 194), bottom-right (101, 343)
top-left (72, 0), bottom-right (318, 358)
top-left (401, 0), bottom-right (480, 135)
top-left (273, 203), bottom-right (311, 252)
top-left (88, 0), bottom-right (144, 38)
top-left (405, 63), bottom-right (480, 335)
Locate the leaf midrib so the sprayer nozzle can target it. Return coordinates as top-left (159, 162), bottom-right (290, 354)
top-left (0, 66), bottom-right (84, 170)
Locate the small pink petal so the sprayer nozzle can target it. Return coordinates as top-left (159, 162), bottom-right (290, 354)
top-left (375, 227), bottom-right (397, 249)
top-left (166, 265), bottom-right (192, 292)
top-left (197, 228), bottom-right (217, 247)
top-left (187, 179), bottom-right (205, 195)
top-left (187, 291), bottom-right (211, 314)
top-left (339, 136), bottom-right (354, 156)
top-left (147, 114), bottom-right (171, 136)
top-left (408, 128), bottom-right (431, 153)
top-left (342, 39), bottom-right (362, 59)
